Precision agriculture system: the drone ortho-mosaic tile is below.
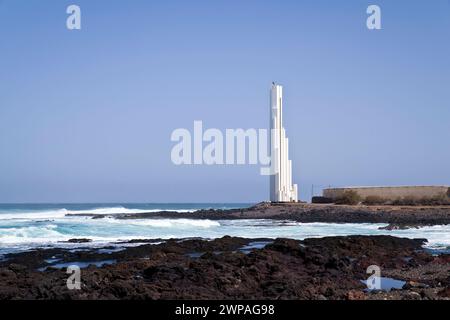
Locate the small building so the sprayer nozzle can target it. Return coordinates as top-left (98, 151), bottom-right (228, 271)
top-left (323, 186), bottom-right (449, 201)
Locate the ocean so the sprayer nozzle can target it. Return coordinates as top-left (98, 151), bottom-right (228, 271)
top-left (1, 203), bottom-right (449, 256)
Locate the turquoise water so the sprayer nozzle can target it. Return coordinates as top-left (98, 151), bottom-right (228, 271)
top-left (0, 203), bottom-right (449, 255)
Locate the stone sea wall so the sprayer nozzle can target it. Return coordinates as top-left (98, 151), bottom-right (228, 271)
top-left (323, 186), bottom-right (449, 201)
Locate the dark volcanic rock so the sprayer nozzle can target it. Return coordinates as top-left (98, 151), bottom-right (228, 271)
top-left (0, 235), bottom-right (448, 300)
top-left (64, 238), bottom-right (93, 243)
top-left (65, 202), bottom-right (450, 228)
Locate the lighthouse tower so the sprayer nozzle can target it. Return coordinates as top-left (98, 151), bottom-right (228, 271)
top-left (269, 83), bottom-right (298, 202)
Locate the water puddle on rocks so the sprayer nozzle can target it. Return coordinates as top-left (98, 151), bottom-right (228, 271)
top-left (402, 257), bottom-right (413, 263)
top-left (361, 277), bottom-right (406, 292)
top-left (44, 258), bottom-right (62, 264)
top-left (186, 251), bottom-right (222, 258)
top-left (187, 252), bottom-right (205, 258)
top-left (186, 241), bottom-right (274, 258)
top-left (96, 247), bottom-right (126, 254)
top-left (424, 247), bottom-right (450, 256)
top-left (239, 241), bottom-right (273, 254)
top-left (38, 259), bottom-right (117, 271)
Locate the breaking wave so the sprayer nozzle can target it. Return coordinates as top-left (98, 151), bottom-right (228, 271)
top-left (0, 206), bottom-right (196, 221)
top-left (0, 204), bottom-right (449, 256)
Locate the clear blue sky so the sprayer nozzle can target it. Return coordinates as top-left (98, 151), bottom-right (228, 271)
top-left (0, 0), bottom-right (449, 203)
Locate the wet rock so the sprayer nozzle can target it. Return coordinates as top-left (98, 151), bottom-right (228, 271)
top-left (379, 224), bottom-right (421, 230)
top-left (8, 264), bottom-right (27, 273)
top-left (347, 290), bottom-right (366, 300)
top-left (67, 202), bottom-right (450, 228)
top-left (65, 239), bottom-right (93, 243)
top-left (405, 291), bottom-right (422, 300)
top-left (438, 287), bottom-right (450, 298)
top-left (0, 235), bottom-right (448, 300)
top-left (403, 281), bottom-right (428, 289)
top-left (265, 238), bottom-right (305, 257)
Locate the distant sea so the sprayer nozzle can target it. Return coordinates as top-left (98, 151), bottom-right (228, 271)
top-left (1, 203), bottom-right (449, 256)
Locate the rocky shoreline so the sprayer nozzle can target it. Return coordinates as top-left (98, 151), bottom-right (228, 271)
top-left (66, 202), bottom-right (450, 229)
top-left (0, 235), bottom-right (449, 300)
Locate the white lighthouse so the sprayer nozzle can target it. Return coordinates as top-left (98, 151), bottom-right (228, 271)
top-left (269, 83), bottom-right (298, 202)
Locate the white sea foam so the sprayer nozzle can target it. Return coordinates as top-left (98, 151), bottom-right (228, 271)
top-left (0, 218), bottom-right (220, 249)
top-left (105, 218), bottom-right (220, 228)
top-left (0, 215), bottom-right (449, 255)
top-left (0, 209), bottom-right (69, 220)
top-left (0, 206), bottom-right (196, 221)
top-left (65, 207), bottom-right (196, 215)
top-left (0, 224), bottom-right (73, 244)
